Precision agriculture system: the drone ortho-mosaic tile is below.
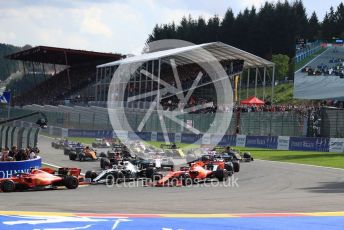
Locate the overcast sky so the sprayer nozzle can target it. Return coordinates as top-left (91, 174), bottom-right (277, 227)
top-left (0, 0), bottom-right (342, 54)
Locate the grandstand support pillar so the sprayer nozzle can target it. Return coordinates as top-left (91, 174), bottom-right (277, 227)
top-left (271, 66), bottom-right (275, 104)
top-left (42, 62), bottom-right (46, 81)
top-left (32, 61), bottom-right (37, 85)
top-left (254, 67), bottom-right (258, 96)
top-left (157, 59), bottom-right (161, 105)
top-left (238, 72), bottom-right (242, 102)
top-left (95, 68), bottom-right (98, 101)
top-left (246, 68), bottom-right (250, 98)
top-left (22, 61), bottom-right (26, 78)
top-left (54, 64), bottom-right (57, 76)
top-left (263, 66), bottom-right (266, 101)
top-left (64, 51), bottom-right (71, 89)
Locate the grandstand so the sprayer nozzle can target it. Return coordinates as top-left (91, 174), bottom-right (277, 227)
top-left (6, 46), bottom-right (123, 105)
top-left (3, 42), bottom-right (314, 137)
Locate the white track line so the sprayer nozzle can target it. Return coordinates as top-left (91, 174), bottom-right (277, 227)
top-left (295, 48), bottom-right (329, 73)
top-left (42, 162), bottom-right (62, 169)
top-left (256, 159), bottom-right (344, 171)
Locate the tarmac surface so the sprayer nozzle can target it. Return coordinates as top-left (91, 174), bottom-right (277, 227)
top-left (0, 135), bottom-right (343, 214)
top-left (294, 46), bottom-right (344, 99)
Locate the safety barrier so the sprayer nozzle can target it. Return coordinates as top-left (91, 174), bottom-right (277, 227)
top-left (0, 156), bottom-right (41, 178)
top-left (37, 126), bottom-right (342, 153)
top-left (0, 124), bottom-right (39, 149)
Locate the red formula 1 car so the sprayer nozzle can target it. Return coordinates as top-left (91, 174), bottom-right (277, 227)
top-left (0, 167), bottom-right (84, 192)
top-left (149, 161), bottom-right (229, 187)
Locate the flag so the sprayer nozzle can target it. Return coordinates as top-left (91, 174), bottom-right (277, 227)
top-left (0, 91), bottom-right (11, 104)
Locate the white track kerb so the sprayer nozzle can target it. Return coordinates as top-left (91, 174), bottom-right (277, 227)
top-left (107, 39), bottom-right (233, 147)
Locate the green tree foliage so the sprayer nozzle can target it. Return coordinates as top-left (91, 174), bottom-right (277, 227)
top-left (307, 12), bottom-right (320, 41)
top-left (147, 1), bottom-right (344, 60)
top-left (0, 43), bottom-right (22, 81)
top-left (6, 73), bottom-right (48, 97)
top-left (0, 43), bottom-right (32, 81)
top-left (272, 54), bottom-right (290, 81)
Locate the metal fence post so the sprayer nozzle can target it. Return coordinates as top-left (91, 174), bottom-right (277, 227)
top-left (281, 113), bottom-right (284, 136)
top-left (78, 113), bottom-right (81, 129)
top-left (269, 112), bottom-right (272, 136)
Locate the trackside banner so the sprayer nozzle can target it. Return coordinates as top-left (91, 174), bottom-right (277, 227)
top-left (289, 137), bottom-right (329, 152)
top-left (0, 157), bottom-right (41, 178)
top-left (68, 129), bottom-right (113, 138)
top-left (59, 128), bottom-right (334, 152)
top-left (277, 136), bottom-right (290, 150)
top-left (329, 138), bottom-right (344, 153)
top-left (245, 136), bottom-right (278, 149)
top-left (236, 135), bottom-right (246, 147)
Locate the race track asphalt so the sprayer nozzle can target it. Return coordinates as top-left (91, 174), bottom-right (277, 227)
top-left (0, 135), bottom-right (343, 214)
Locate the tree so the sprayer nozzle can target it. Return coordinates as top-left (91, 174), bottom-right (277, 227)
top-left (272, 54), bottom-right (289, 81)
top-left (307, 12), bottom-right (320, 41)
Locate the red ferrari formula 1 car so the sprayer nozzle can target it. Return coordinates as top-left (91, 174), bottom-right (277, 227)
top-left (0, 167), bottom-right (83, 192)
top-left (149, 161), bottom-right (229, 187)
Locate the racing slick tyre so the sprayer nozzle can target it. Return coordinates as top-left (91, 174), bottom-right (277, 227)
top-left (100, 157), bottom-right (111, 169)
top-left (181, 174), bottom-right (192, 186)
top-left (64, 148), bottom-right (71, 155)
top-left (51, 142), bottom-right (55, 148)
top-left (85, 171), bottom-right (98, 181)
top-left (232, 161), bottom-right (240, 173)
top-left (64, 176), bottom-right (79, 189)
top-left (152, 173), bottom-right (163, 181)
top-left (99, 152), bottom-right (107, 158)
top-left (79, 153), bottom-right (85, 162)
top-left (145, 167), bottom-right (155, 179)
top-left (69, 152), bottom-right (77, 161)
top-left (92, 143), bottom-right (98, 148)
top-left (215, 169), bottom-right (229, 181)
top-left (1, 180), bottom-right (16, 192)
top-left (224, 163), bottom-right (234, 176)
top-left (106, 171), bottom-right (124, 184)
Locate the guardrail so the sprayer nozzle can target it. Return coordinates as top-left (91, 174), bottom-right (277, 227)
top-left (295, 44), bottom-right (321, 63)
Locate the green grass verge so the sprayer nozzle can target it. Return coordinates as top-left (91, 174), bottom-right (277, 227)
top-left (294, 48), bottom-right (327, 71)
top-left (238, 82), bottom-right (297, 104)
top-left (235, 147), bottom-right (344, 169)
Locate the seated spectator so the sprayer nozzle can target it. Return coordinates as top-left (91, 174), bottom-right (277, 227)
top-left (9, 146), bottom-right (18, 159)
top-left (15, 149), bottom-right (28, 161)
top-left (0, 147), bottom-right (11, 161)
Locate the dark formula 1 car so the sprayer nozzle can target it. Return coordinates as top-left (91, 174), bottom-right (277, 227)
top-left (160, 144), bottom-right (185, 158)
top-left (92, 138), bottom-right (112, 148)
top-left (149, 161), bottom-right (229, 187)
top-left (63, 143), bottom-right (84, 155)
top-left (213, 146), bottom-right (254, 162)
top-left (227, 149), bottom-right (254, 162)
top-left (85, 161), bottom-right (159, 184)
top-left (51, 139), bottom-right (74, 149)
top-left (51, 139), bottom-right (65, 149)
top-left (0, 167), bottom-right (82, 192)
top-left (99, 144), bottom-right (174, 170)
top-left (69, 147), bottom-right (98, 161)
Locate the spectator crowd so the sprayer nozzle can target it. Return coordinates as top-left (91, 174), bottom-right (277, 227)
top-left (0, 145), bottom-right (40, 162)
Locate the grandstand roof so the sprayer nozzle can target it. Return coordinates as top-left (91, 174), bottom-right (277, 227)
top-left (6, 46), bottom-right (123, 66)
top-left (97, 42), bottom-right (274, 68)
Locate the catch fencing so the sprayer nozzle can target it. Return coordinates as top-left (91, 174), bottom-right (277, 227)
top-left (5, 106), bottom-right (306, 137)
